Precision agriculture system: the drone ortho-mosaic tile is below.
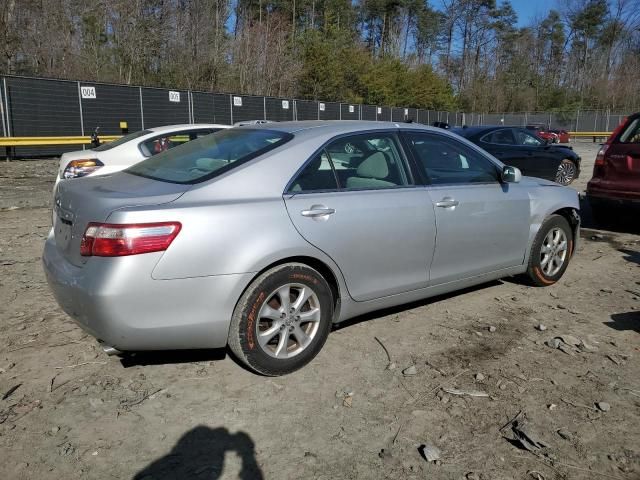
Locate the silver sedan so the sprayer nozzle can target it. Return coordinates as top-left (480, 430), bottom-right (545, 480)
top-left (43, 121), bottom-right (580, 375)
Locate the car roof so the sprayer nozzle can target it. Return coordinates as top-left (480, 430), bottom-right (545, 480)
top-left (147, 123), bottom-right (230, 133)
top-left (452, 125), bottom-right (524, 137)
top-left (237, 120), bottom-right (447, 137)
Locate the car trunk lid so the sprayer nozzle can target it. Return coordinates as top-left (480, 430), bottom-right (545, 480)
top-left (53, 172), bottom-right (190, 266)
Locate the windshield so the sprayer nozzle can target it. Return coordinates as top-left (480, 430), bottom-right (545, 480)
top-left (126, 128), bottom-right (292, 184)
top-left (93, 130), bottom-right (152, 151)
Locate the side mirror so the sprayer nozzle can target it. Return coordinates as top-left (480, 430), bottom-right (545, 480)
top-left (502, 165), bottom-right (522, 183)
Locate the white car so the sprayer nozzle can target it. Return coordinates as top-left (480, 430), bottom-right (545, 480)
top-left (56, 124), bottom-right (230, 183)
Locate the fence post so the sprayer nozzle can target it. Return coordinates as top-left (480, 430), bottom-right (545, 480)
top-left (263, 97), bottom-right (266, 120)
top-left (187, 90), bottom-right (192, 124)
top-left (230, 95), bottom-right (234, 125)
top-left (605, 108), bottom-right (610, 131)
top-left (575, 109), bottom-right (580, 132)
top-left (3, 77), bottom-right (11, 137)
top-left (594, 110), bottom-right (598, 131)
top-left (0, 77), bottom-right (6, 137)
top-left (139, 87), bottom-right (145, 129)
top-left (339, 104), bottom-right (342, 120)
top-left (76, 82), bottom-right (85, 151)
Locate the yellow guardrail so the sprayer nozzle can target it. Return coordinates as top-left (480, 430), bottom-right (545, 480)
top-left (0, 135), bottom-right (121, 147)
top-left (568, 132), bottom-right (611, 137)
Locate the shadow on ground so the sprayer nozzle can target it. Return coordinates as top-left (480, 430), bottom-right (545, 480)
top-left (120, 349), bottom-right (227, 368)
top-left (579, 196), bottom-right (640, 235)
top-left (133, 425), bottom-right (263, 480)
top-left (333, 280), bottom-right (503, 331)
top-left (604, 312), bottom-right (640, 333)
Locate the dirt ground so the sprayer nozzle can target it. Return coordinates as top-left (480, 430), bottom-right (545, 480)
top-left (1, 140), bottom-right (638, 480)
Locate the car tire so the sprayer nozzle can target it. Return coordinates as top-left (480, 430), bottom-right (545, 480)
top-left (555, 159), bottom-right (578, 185)
top-left (526, 214), bottom-right (574, 287)
top-left (228, 263), bottom-right (334, 376)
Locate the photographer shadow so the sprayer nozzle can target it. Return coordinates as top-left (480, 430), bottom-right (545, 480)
top-left (133, 425), bottom-right (263, 480)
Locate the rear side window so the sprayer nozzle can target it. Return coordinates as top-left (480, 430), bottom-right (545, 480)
top-left (93, 130), bottom-right (151, 151)
top-left (288, 132), bottom-right (410, 193)
top-left (619, 117), bottom-right (640, 143)
top-left (289, 152), bottom-right (339, 193)
top-left (481, 129), bottom-right (515, 145)
top-left (139, 129), bottom-right (219, 157)
top-left (127, 129), bottom-right (292, 184)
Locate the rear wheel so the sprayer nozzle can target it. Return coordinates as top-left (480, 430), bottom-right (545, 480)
top-left (228, 263), bottom-right (334, 376)
top-left (556, 159), bottom-right (577, 185)
top-left (526, 215), bottom-right (573, 286)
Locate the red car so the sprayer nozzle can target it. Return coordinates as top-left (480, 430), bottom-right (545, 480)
top-left (586, 112), bottom-right (640, 221)
top-left (525, 125), bottom-right (559, 143)
top-left (550, 129), bottom-right (571, 143)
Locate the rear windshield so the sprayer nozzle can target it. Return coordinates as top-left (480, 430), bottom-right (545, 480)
top-left (93, 130), bottom-right (151, 151)
top-left (126, 128), bottom-right (292, 184)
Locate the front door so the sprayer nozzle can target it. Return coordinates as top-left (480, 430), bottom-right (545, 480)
top-left (284, 132), bottom-right (436, 301)
top-left (403, 131), bottom-right (531, 285)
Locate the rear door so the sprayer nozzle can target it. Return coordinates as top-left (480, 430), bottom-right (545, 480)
top-left (607, 114), bottom-right (640, 188)
top-left (284, 131), bottom-right (436, 301)
top-left (403, 131), bottom-right (530, 285)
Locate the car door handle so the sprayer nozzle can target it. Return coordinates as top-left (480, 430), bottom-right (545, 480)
top-left (435, 198), bottom-right (459, 208)
top-left (301, 206), bottom-right (336, 217)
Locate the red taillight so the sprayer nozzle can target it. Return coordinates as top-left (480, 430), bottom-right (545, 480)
top-left (595, 144), bottom-right (609, 166)
top-left (80, 222), bottom-right (181, 257)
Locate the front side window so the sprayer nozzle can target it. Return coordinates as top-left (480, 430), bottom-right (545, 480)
top-left (481, 129), bottom-right (515, 145)
top-left (127, 128), bottom-right (291, 184)
top-left (139, 129), bottom-right (219, 157)
top-left (405, 132), bottom-right (499, 185)
top-left (514, 129), bottom-right (544, 146)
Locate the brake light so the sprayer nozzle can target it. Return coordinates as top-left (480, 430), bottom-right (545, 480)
top-left (62, 159), bottom-right (104, 179)
top-left (80, 222), bottom-right (181, 257)
top-left (595, 144), bottom-right (609, 166)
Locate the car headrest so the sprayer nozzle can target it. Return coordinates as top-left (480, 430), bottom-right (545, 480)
top-left (357, 152), bottom-right (389, 179)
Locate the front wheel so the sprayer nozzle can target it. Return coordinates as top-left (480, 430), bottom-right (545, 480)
top-left (556, 159), bottom-right (577, 185)
top-left (526, 214), bottom-right (574, 286)
top-left (228, 263), bottom-right (334, 376)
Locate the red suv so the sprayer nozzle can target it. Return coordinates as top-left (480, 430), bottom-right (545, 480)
top-left (586, 112), bottom-right (640, 221)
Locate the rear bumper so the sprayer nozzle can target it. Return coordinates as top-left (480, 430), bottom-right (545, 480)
top-left (586, 183), bottom-right (640, 205)
top-left (42, 232), bottom-right (253, 351)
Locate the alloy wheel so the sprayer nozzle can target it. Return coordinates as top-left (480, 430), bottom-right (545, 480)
top-left (540, 227), bottom-right (568, 276)
top-left (256, 283), bottom-right (321, 359)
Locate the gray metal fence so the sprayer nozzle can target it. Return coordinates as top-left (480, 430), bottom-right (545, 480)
top-left (0, 74), bottom-right (633, 156)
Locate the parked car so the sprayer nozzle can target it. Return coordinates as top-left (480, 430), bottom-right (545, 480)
top-left (453, 126), bottom-right (581, 185)
top-left (526, 124), bottom-right (559, 143)
top-left (44, 121), bottom-right (580, 375)
top-left (56, 124), bottom-right (230, 183)
top-left (234, 120), bottom-right (275, 126)
top-left (586, 112), bottom-right (640, 221)
top-left (549, 129), bottom-right (571, 143)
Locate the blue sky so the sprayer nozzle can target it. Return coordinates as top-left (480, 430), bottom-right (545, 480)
top-left (431, 0), bottom-right (559, 26)
top-left (509, 0), bottom-right (558, 26)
